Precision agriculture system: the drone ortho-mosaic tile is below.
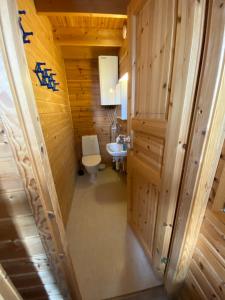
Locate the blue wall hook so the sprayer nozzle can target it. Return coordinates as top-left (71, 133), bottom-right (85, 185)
top-left (18, 10), bottom-right (33, 44)
top-left (33, 63), bottom-right (60, 91)
top-left (52, 81), bottom-right (60, 92)
top-left (43, 68), bottom-right (53, 88)
top-left (33, 62), bottom-right (47, 86)
top-left (49, 73), bottom-right (60, 91)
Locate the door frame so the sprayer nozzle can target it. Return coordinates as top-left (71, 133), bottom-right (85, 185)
top-left (165, 1), bottom-right (225, 296)
top-left (0, 0), bottom-right (81, 299)
top-left (127, 0), bottom-right (206, 279)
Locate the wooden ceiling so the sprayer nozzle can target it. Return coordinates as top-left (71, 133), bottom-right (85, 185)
top-left (34, 1), bottom-right (128, 59)
top-left (49, 14), bottom-right (126, 47)
top-left (49, 14), bottom-right (125, 29)
top-left (34, 0), bottom-right (129, 15)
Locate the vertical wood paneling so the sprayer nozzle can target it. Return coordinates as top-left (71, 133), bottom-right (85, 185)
top-left (118, 32), bottom-right (128, 133)
top-left (130, 174), bottom-right (159, 258)
top-left (17, 0), bottom-right (77, 224)
top-left (119, 34), bottom-right (129, 78)
top-left (135, 0), bottom-right (175, 119)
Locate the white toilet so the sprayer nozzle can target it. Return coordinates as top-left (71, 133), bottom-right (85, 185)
top-left (82, 135), bottom-right (101, 182)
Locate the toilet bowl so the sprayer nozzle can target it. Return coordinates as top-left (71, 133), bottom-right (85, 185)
top-left (82, 135), bottom-right (101, 181)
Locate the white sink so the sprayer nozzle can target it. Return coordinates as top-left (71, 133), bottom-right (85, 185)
top-left (106, 143), bottom-right (127, 157)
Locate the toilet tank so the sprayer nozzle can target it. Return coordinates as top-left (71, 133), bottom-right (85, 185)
top-left (82, 135), bottom-right (100, 156)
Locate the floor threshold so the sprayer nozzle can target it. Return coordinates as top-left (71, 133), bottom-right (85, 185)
top-left (104, 285), bottom-right (168, 300)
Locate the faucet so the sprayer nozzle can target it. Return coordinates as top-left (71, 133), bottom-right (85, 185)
top-left (116, 135), bottom-right (131, 150)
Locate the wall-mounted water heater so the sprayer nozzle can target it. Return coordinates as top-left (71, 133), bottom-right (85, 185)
top-left (98, 56), bottom-right (119, 105)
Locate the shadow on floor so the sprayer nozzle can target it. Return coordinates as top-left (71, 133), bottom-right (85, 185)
top-left (94, 181), bottom-right (127, 205)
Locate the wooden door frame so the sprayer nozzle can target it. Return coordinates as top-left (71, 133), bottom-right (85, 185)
top-left (0, 0), bottom-right (81, 299)
top-left (127, 0), bottom-right (206, 279)
top-left (165, 1), bottom-right (225, 296)
top-left (0, 264), bottom-right (22, 300)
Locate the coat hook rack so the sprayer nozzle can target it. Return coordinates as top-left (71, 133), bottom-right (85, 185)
top-left (43, 68), bottom-right (52, 88)
top-left (50, 73), bottom-right (60, 91)
top-left (34, 62), bottom-right (47, 86)
top-left (52, 81), bottom-right (60, 92)
top-left (18, 10), bottom-right (33, 44)
top-left (33, 63), bottom-right (60, 92)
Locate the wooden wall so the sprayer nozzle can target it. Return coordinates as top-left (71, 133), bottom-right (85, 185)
top-left (180, 140), bottom-right (225, 300)
top-left (0, 117), bottom-right (62, 299)
top-left (117, 32), bottom-right (128, 134)
top-left (119, 34), bottom-right (128, 78)
top-left (17, 0), bottom-right (77, 224)
top-left (65, 55), bottom-right (118, 164)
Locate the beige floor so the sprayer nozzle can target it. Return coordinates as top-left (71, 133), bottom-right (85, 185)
top-left (66, 168), bottom-right (161, 300)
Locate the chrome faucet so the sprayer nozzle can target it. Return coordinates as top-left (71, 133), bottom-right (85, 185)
top-left (116, 135), bottom-right (131, 148)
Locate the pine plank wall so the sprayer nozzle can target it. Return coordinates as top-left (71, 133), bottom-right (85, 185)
top-left (181, 140), bottom-right (225, 300)
top-left (17, 0), bottom-right (77, 224)
top-left (0, 118), bottom-right (59, 299)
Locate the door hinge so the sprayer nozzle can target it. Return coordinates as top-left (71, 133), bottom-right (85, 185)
top-left (161, 257), bottom-right (169, 265)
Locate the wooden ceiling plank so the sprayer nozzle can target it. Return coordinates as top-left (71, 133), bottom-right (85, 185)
top-left (44, 12), bottom-right (127, 19)
top-left (53, 27), bottom-right (123, 47)
top-left (34, 0), bottom-right (129, 16)
top-left (61, 46), bottom-right (119, 60)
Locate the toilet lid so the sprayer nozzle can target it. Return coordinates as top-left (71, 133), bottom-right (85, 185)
top-left (82, 155), bottom-right (101, 167)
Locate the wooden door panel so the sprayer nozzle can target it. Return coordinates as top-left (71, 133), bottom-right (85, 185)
top-left (130, 171), bottom-right (159, 259)
top-left (135, 0), bottom-right (175, 119)
top-left (128, 0), bottom-right (175, 263)
top-left (132, 118), bottom-right (165, 173)
top-left (133, 133), bottom-right (164, 173)
top-left (128, 0), bottom-right (206, 278)
top-left (131, 118), bottom-right (167, 138)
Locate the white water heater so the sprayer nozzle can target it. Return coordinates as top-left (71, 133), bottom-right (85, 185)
top-left (98, 56), bottom-right (119, 105)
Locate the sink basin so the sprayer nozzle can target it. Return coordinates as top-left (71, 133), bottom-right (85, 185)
top-left (106, 143), bottom-right (127, 157)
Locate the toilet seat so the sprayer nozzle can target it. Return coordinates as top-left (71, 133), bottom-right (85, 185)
top-left (82, 155), bottom-right (101, 167)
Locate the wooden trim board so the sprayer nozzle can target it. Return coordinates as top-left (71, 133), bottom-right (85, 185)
top-left (0, 265), bottom-right (22, 300)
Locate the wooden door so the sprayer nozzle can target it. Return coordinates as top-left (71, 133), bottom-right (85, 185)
top-left (127, 0), bottom-right (206, 277)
